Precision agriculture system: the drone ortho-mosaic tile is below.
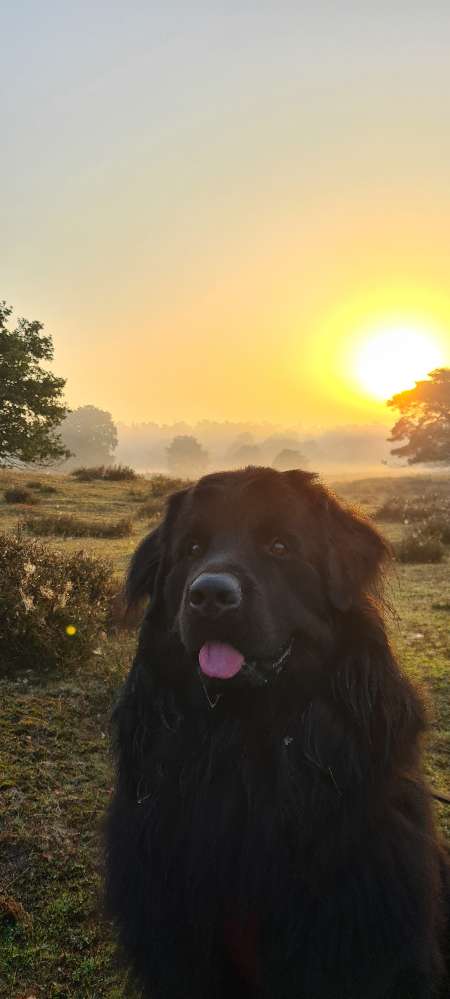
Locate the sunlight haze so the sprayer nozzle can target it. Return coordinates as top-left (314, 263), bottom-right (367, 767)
top-left (2, 2), bottom-right (450, 428)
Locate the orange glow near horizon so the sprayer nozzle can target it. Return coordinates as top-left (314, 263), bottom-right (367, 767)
top-left (297, 286), bottom-right (450, 425)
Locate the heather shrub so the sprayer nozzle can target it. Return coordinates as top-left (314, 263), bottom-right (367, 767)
top-left (24, 513), bottom-right (133, 538)
top-left (71, 464), bottom-right (137, 482)
top-left (135, 497), bottom-right (164, 521)
top-left (424, 514), bottom-right (450, 544)
top-left (374, 491), bottom-right (449, 524)
top-left (39, 483), bottom-right (58, 495)
top-left (395, 527), bottom-right (444, 564)
top-left (147, 474), bottom-right (190, 498)
top-left (102, 464), bottom-right (137, 481)
top-left (4, 487), bottom-right (39, 505)
top-left (0, 533), bottom-right (114, 672)
top-left (70, 465), bottom-right (105, 481)
top-left (135, 475), bottom-right (192, 520)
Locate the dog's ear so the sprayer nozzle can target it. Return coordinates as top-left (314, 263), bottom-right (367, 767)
top-left (285, 470), bottom-right (390, 612)
top-left (125, 523), bottom-right (164, 614)
top-left (125, 488), bottom-right (190, 620)
top-left (323, 493), bottom-right (390, 612)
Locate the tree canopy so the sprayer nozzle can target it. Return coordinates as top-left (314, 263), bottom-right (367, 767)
top-left (0, 301), bottom-right (70, 467)
top-left (166, 435), bottom-right (209, 478)
top-left (387, 368), bottom-right (450, 464)
top-left (60, 405), bottom-right (118, 467)
top-left (273, 448), bottom-right (308, 471)
top-left (231, 444), bottom-right (262, 467)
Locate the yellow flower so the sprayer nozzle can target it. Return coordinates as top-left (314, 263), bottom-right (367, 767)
top-left (65, 624), bottom-right (77, 637)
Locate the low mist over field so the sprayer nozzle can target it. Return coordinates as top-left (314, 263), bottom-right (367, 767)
top-left (114, 419), bottom-right (394, 476)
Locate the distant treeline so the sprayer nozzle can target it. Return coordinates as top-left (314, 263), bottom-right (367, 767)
top-left (56, 408), bottom-right (393, 476)
top-left (114, 420), bottom-right (393, 474)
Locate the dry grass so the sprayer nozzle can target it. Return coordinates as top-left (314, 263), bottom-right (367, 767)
top-left (24, 513), bottom-right (133, 539)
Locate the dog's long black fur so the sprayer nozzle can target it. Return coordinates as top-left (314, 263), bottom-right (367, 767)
top-left (105, 467), bottom-right (449, 998)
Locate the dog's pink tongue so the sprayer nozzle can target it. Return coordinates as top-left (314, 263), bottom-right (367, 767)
top-left (198, 642), bottom-right (244, 679)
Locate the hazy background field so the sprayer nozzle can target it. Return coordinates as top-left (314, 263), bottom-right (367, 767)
top-left (0, 467), bottom-right (448, 998)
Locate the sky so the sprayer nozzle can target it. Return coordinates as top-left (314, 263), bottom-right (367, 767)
top-left (2, 2), bottom-right (450, 429)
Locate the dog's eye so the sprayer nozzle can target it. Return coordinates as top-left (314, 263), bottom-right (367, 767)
top-left (269, 538), bottom-right (289, 556)
top-left (187, 540), bottom-right (203, 557)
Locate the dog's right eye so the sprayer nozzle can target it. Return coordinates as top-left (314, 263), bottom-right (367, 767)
top-left (187, 540), bottom-right (203, 557)
top-left (269, 538), bottom-right (289, 556)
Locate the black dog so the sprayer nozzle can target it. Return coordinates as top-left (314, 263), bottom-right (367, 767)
top-left (105, 467), bottom-right (449, 998)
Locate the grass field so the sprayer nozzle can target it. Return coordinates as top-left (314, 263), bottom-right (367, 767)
top-left (0, 468), bottom-right (449, 998)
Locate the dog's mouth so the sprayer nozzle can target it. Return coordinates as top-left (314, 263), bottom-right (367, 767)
top-left (196, 638), bottom-right (294, 701)
top-left (198, 642), bottom-right (245, 679)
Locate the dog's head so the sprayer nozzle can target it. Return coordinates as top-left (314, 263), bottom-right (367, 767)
top-left (126, 468), bottom-right (389, 691)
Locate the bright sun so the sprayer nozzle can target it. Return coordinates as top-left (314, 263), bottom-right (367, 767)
top-left (354, 326), bottom-right (443, 400)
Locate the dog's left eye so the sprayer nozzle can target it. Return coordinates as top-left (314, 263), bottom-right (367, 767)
top-left (187, 540), bottom-right (203, 557)
top-left (269, 538), bottom-right (289, 556)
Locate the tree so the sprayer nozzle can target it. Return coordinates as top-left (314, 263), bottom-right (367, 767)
top-left (230, 444), bottom-right (262, 467)
top-left (61, 405), bottom-right (118, 466)
top-left (0, 301), bottom-right (70, 467)
top-left (387, 368), bottom-right (450, 465)
top-left (272, 448), bottom-right (308, 471)
top-left (166, 435), bottom-right (209, 478)
top-left (225, 432), bottom-right (256, 461)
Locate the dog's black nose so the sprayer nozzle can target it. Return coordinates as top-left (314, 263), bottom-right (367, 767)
top-left (189, 572), bottom-right (242, 615)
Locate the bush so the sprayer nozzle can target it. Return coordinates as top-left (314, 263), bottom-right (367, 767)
top-left (395, 527), bottom-right (444, 564)
top-left (71, 464), bottom-right (136, 482)
top-left (24, 514), bottom-right (133, 538)
top-left (424, 514), bottom-right (450, 544)
top-left (374, 491), bottom-right (450, 524)
top-left (0, 532), bottom-right (114, 672)
top-left (135, 475), bottom-right (192, 520)
top-left (70, 466), bottom-right (105, 482)
top-left (374, 498), bottom-right (428, 522)
top-left (147, 474), bottom-right (190, 498)
top-left (135, 497), bottom-right (163, 521)
top-left (102, 464), bottom-right (136, 481)
top-left (4, 487), bottom-right (39, 505)
top-left (39, 483), bottom-right (58, 495)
